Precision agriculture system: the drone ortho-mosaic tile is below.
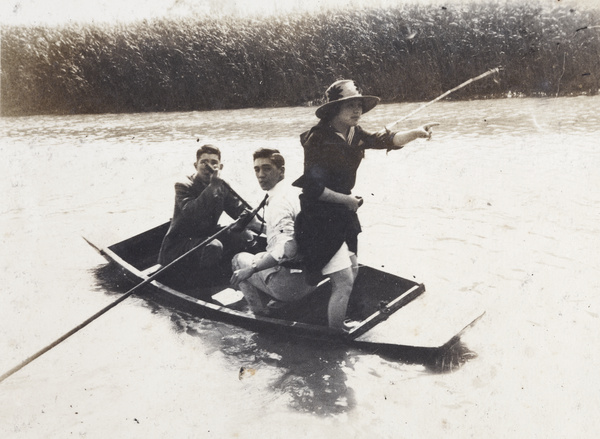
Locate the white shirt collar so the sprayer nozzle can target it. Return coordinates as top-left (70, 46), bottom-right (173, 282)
top-left (266, 179), bottom-right (287, 202)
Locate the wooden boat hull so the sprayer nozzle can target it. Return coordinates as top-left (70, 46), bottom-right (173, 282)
top-left (87, 221), bottom-right (483, 358)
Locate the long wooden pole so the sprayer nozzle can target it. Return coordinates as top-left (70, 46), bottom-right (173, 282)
top-left (0, 197), bottom-right (266, 384)
top-left (386, 67), bottom-right (501, 131)
top-left (206, 164), bottom-right (263, 223)
top-left (222, 180), bottom-right (264, 223)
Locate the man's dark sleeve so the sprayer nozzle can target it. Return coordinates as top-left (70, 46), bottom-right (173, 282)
top-left (175, 181), bottom-right (225, 234)
top-left (223, 185), bottom-right (247, 220)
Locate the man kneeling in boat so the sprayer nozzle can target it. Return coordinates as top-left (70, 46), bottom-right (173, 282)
top-left (158, 144), bottom-right (255, 288)
top-left (230, 148), bottom-right (316, 315)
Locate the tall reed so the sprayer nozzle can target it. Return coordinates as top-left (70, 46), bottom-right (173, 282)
top-left (1, 2), bottom-right (599, 116)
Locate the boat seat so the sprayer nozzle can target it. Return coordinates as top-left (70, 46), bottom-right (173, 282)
top-left (142, 264), bottom-right (162, 276)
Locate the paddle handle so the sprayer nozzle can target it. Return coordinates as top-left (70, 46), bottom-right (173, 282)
top-left (206, 166), bottom-right (264, 223)
top-left (223, 180), bottom-right (264, 223)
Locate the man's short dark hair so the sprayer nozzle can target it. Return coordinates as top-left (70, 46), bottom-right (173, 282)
top-left (253, 148), bottom-right (285, 169)
top-left (196, 144), bottom-right (221, 161)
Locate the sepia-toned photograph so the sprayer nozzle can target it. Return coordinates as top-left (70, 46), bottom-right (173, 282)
top-left (1, 0), bottom-right (599, 437)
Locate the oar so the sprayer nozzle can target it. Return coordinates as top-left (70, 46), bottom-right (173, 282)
top-left (205, 165), bottom-right (264, 223)
top-left (0, 198), bottom-right (266, 384)
top-left (223, 180), bottom-right (264, 223)
top-left (386, 66), bottom-right (502, 131)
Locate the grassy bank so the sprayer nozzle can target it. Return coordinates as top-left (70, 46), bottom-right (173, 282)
top-left (1, 2), bottom-right (599, 116)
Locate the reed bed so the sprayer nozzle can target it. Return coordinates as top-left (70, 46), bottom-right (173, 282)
top-left (1, 2), bottom-right (599, 116)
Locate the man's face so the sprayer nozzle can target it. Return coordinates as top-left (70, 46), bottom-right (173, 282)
top-left (195, 153), bottom-right (222, 183)
top-left (254, 157), bottom-right (283, 191)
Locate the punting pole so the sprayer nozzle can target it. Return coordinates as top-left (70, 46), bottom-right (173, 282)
top-left (0, 197), bottom-right (267, 384)
top-left (206, 165), bottom-right (264, 223)
top-left (223, 180), bottom-right (264, 223)
top-left (386, 66), bottom-right (502, 131)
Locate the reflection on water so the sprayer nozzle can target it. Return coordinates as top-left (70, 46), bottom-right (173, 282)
top-left (221, 331), bottom-right (355, 416)
top-left (91, 262), bottom-right (134, 296)
top-left (92, 262), bottom-right (477, 415)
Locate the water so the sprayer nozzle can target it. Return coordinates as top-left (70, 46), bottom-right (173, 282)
top-left (1, 96), bottom-right (599, 438)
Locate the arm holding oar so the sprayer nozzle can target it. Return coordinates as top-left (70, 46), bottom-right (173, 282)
top-left (158, 144), bottom-right (262, 284)
top-left (211, 170), bottom-right (264, 225)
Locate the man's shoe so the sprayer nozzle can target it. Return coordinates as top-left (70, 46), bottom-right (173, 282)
top-left (266, 299), bottom-right (288, 310)
top-left (265, 299), bottom-right (293, 315)
top-left (342, 319), bottom-right (360, 332)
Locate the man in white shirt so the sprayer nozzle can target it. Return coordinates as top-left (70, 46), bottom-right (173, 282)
top-left (230, 148), bottom-right (316, 315)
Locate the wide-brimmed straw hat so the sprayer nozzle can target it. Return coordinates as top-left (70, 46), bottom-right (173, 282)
top-left (315, 80), bottom-right (380, 119)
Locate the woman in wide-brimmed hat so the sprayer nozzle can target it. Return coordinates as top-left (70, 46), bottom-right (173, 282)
top-left (293, 79), bottom-right (438, 331)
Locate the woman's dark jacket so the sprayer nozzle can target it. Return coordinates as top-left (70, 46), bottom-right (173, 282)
top-left (292, 120), bottom-right (395, 277)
